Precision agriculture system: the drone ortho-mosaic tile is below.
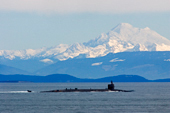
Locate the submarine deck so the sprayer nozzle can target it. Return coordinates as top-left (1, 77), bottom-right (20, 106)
top-left (40, 89), bottom-right (134, 93)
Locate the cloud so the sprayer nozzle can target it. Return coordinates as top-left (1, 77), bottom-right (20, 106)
top-left (0, 0), bottom-right (170, 14)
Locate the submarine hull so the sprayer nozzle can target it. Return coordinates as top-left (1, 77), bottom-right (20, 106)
top-left (28, 82), bottom-right (134, 93)
top-left (40, 89), bottom-right (134, 93)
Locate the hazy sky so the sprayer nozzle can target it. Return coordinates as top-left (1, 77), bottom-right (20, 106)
top-left (0, 0), bottom-right (170, 50)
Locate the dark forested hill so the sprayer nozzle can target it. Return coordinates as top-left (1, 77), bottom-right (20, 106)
top-left (0, 74), bottom-right (169, 83)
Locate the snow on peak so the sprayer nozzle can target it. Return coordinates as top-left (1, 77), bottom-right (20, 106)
top-left (40, 59), bottom-right (53, 63)
top-left (111, 23), bottom-right (134, 33)
top-left (91, 62), bottom-right (103, 66)
top-left (83, 23), bottom-right (170, 57)
top-left (144, 27), bottom-right (150, 30)
top-left (164, 59), bottom-right (170, 61)
top-left (1, 23), bottom-right (170, 61)
top-left (109, 23), bottom-right (170, 46)
top-left (110, 58), bottom-right (125, 62)
top-left (113, 23), bottom-right (133, 29)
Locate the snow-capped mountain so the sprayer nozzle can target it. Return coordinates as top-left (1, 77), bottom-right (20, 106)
top-left (1, 23), bottom-right (170, 61)
top-left (84, 23), bottom-right (170, 52)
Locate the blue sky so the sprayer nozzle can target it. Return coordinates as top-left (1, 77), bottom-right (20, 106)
top-left (0, 0), bottom-right (170, 50)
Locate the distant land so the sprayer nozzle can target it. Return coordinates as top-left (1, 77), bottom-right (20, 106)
top-left (35, 51), bottom-right (170, 80)
top-left (0, 74), bottom-right (170, 83)
top-left (0, 23), bottom-right (170, 80)
top-left (1, 51), bottom-right (170, 80)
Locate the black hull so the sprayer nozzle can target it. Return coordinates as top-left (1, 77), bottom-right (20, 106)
top-left (40, 89), bottom-right (134, 93)
top-left (28, 82), bottom-right (134, 93)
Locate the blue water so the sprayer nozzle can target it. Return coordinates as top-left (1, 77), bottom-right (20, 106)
top-left (0, 83), bottom-right (170, 113)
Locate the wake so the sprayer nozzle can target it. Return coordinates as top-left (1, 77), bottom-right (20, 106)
top-left (0, 91), bottom-right (34, 93)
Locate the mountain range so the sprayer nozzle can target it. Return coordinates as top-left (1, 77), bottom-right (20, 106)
top-left (1, 74), bottom-right (170, 83)
top-left (35, 51), bottom-right (170, 80)
top-left (1, 23), bottom-right (170, 61)
top-left (0, 23), bottom-right (170, 80)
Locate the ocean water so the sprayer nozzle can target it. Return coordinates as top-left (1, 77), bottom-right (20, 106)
top-left (0, 82), bottom-right (170, 113)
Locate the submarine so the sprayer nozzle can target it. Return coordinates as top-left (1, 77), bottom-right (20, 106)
top-left (30, 81), bottom-right (133, 93)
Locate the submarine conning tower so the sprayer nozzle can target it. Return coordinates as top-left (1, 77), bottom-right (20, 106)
top-left (108, 81), bottom-right (114, 90)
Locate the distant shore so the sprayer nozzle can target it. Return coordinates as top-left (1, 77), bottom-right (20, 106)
top-left (1, 74), bottom-right (170, 83)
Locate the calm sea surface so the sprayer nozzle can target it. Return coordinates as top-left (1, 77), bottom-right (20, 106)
top-left (0, 82), bottom-right (170, 113)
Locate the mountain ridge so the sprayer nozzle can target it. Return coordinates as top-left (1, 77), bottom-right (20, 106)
top-left (1, 74), bottom-right (170, 83)
top-left (0, 64), bottom-right (29, 75)
top-left (0, 23), bottom-right (170, 79)
top-left (35, 51), bottom-right (170, 80)
top-left (0, 23), bottom-right (170, 61)
top-left (0, 51), bottom-right (169, 79)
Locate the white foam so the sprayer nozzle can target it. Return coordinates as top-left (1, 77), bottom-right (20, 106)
top-left (0, 91), bottom-right (30, 93)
